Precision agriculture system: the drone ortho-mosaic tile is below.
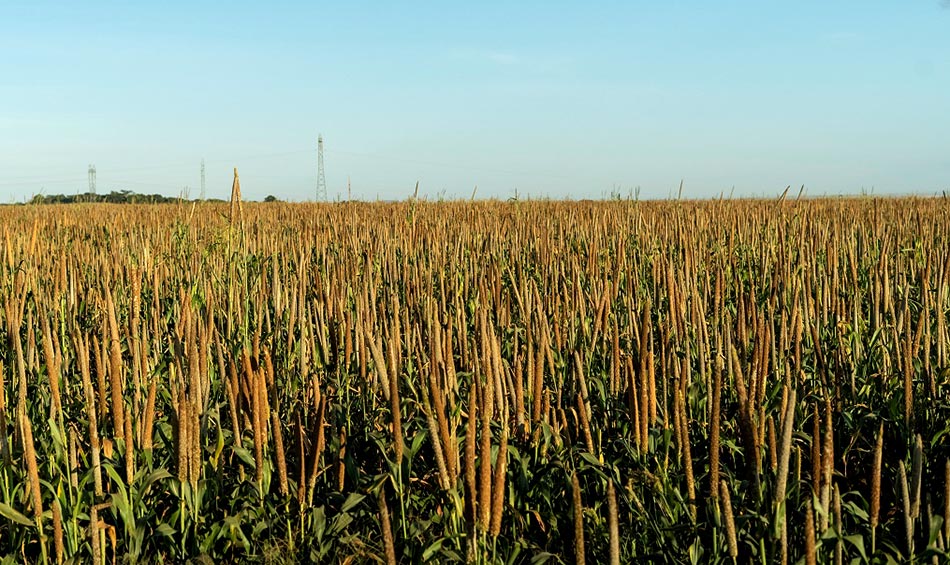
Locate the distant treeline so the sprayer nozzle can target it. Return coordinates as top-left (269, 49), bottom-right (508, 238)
top-left (27, 190), bottom-right (229, 205)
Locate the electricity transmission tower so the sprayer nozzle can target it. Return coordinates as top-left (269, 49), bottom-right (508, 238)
top-left (88, 164), bottom-right (97, 195)
top-left (200, 159), bottom-right (206, 200)
top-left (316, 135), bottom-right (327, 201)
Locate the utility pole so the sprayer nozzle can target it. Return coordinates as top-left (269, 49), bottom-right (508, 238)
top-left (200, 159), bottom-right (206, 200)
top-left (88, 164), bottom-right (97, 195)
top-left (316, 135), bottom-right (327, 201)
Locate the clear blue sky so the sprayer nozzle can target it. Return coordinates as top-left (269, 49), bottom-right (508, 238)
top-left (1, 1), bottom-right (948, 201)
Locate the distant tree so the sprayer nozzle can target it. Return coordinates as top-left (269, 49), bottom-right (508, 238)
top-left (25, 190), bottom-right (188, 205)
top-left (264, 195), bottom-right (279, 202)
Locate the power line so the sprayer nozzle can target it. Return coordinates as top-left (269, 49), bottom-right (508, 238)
top-left (324, 148), bottom-right (588, 183)
top-left (0, 149), bottom-right (313, 187)
top-left (0, 143), bottom-right (601, 194)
